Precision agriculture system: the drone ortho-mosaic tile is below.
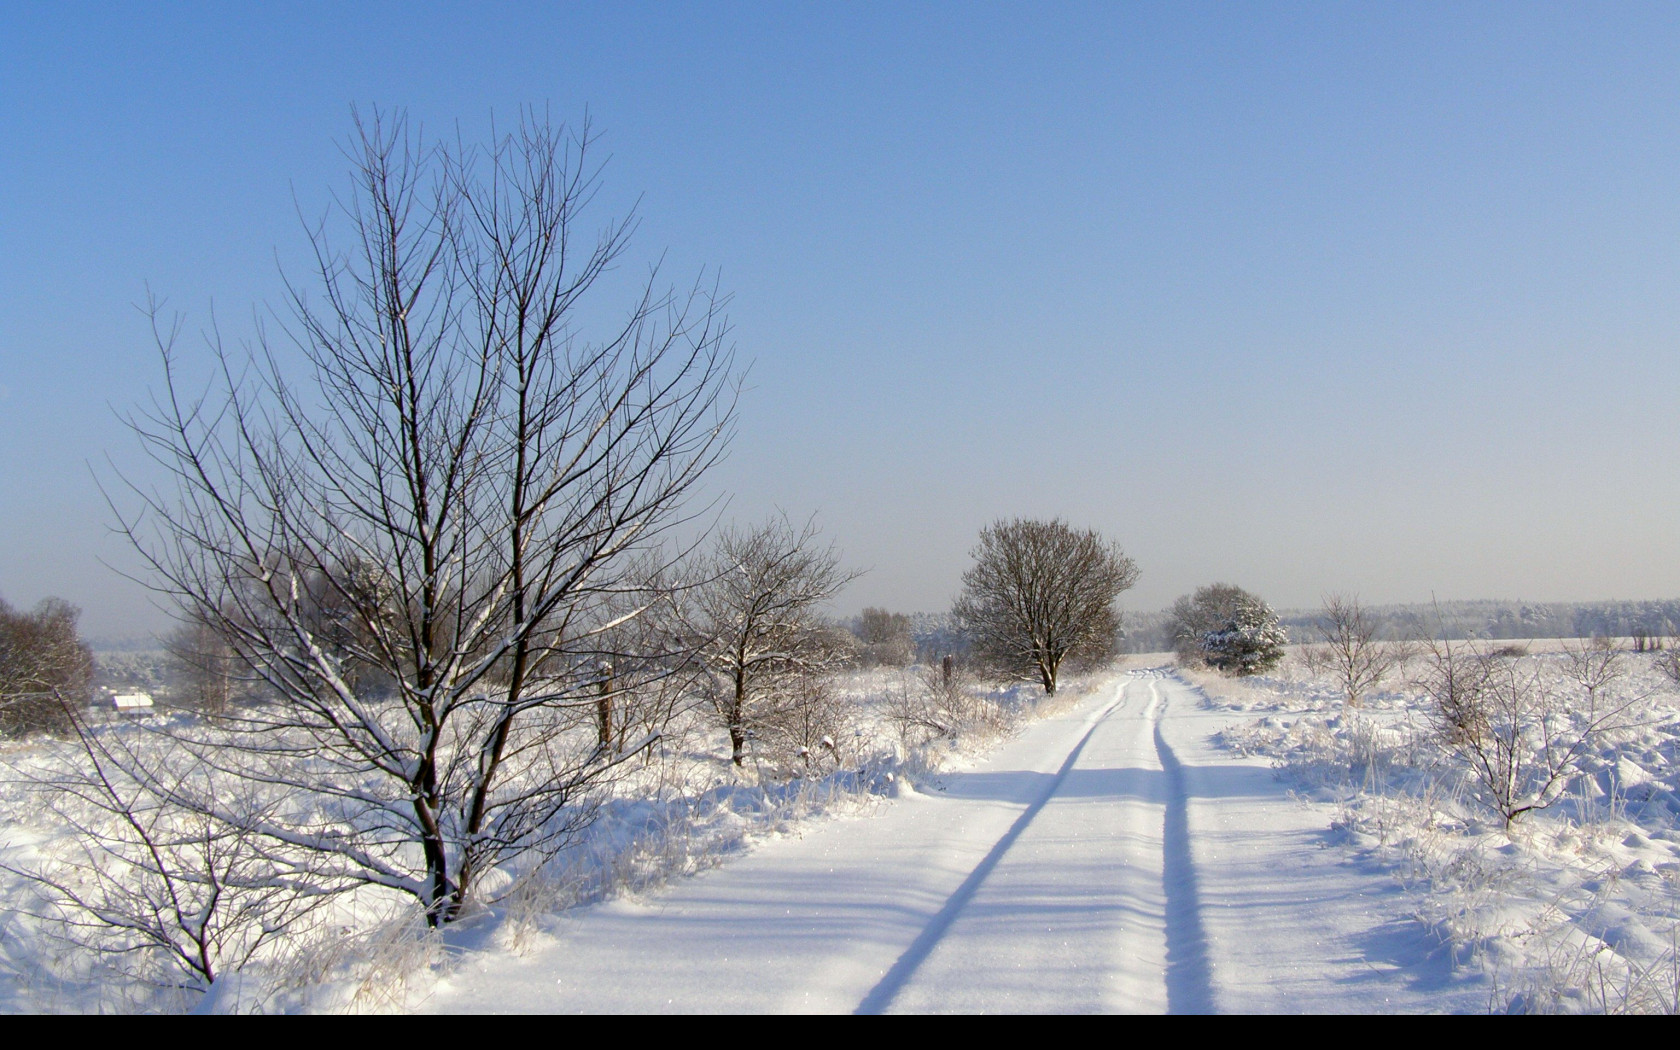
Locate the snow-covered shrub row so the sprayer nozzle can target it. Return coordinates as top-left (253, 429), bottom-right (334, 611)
top-left (1207, 645), bottom-right (1680, 1014)
top-left (0, 663), bottom-right (1074, 1012)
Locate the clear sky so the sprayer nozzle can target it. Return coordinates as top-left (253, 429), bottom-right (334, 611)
top-left (4, 2), bottom-right (1680, 638)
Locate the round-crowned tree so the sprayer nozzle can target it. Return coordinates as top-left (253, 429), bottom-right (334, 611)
top-left (952, 518), bottom-right (1139, 695)
top-left (1169, 583), bottom-right (1287, 676)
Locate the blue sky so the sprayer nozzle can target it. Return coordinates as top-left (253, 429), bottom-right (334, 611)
top-left (4, 2), bottom-right (1680, 636)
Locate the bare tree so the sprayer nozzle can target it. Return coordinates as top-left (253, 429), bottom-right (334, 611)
top-left (953, 518), bottom-right (1138, 695)
top-left (856, 607), bottom-right (913, 667)
top-left (0, 596), bottom-right (94, 737)
top-left (681, 516), bottom-right (859, 769)
top-left (1316, 593), bottom-right (1403, 709)
top-left (165, 612), bottom-right (240, 715)
top-left (114, 108), bottom-right (736, 925)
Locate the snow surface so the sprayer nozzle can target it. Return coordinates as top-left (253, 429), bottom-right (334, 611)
top-left (425, 670), bottom-right (1482, 1013)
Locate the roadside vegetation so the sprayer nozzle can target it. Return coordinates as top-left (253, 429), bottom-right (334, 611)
top-left (1200, 612), bottom-right (1680, 1014)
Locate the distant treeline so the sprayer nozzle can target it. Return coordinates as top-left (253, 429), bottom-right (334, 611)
top-left (98, 600), bottom-right (1680, 681)
top-left (1118, 598), bottom-right (1680, 654)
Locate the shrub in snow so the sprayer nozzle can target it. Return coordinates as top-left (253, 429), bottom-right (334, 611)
top-left (1419, 637), bottom-right (1651, 831)
top-left (752, 669), bottom-right (857, 777)
top-left (4, 715), bottom-right (319, 1002)
top-left (1655, 645), bottom-right (1680, 688)
top-left (885, 657), bottom-right (999, 746)
top-left (1313, 593), bottom-right (1408, 708)
top-left (1171, 583), bottom-right (1286, 676)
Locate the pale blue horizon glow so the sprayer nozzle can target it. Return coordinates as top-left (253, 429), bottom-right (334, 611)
top-left (4, 2), bottom-right (1679, 637)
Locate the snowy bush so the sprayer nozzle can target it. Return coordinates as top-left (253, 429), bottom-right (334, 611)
top-left (1171, 584), bottom-right (1286, 676)
top-left (3, 715), bottom-right (330, 1006)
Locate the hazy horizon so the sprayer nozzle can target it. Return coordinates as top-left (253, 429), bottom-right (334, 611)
top-left (6, 3), bottom-right (1680, 637)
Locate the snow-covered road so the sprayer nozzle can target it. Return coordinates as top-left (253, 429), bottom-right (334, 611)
top-left (428, 671), bottom-right (1481, 1013)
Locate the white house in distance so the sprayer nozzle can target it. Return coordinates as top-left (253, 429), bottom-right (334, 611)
top-left (110, 691), bottom-right (154, 711)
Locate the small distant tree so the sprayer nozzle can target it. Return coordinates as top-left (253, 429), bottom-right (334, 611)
top-left (1316, 593), bottom-right (1404, 708)
top-left (856, 607), bottom-right (913, 667)
top-left (165, 612), bottom-right (239, 715)
top-left (952, 518), bottom-right (1139, 695)
top-left (0, 596), bottom-right (94, 737)
top-left (1170, 583), bottom-right (1286, 676)
top-left (683, 516), bottom-right (860, 768)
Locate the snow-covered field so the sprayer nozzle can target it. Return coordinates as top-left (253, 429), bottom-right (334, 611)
top-left (6, 647), bottom-right (1678, 1013)
top-left (0, 666), bottom-right (1061, 1013)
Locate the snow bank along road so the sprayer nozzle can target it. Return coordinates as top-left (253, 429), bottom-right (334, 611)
top-left (431, 671), bottom-right (1480, 1013)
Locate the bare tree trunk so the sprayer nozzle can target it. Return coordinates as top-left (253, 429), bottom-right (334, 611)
top-left (730, 669), bottom-right (748, 767)
top-left (596, 666), bottom-right (615, 750)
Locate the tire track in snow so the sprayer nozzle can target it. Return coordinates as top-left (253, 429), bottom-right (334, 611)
top-left (1152, 680), bottom-right (1215, 1014)
top-left (853, 686), bottom-right (1132, 1015)
top-left (428, 668), bottom-right (1471, 1013)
